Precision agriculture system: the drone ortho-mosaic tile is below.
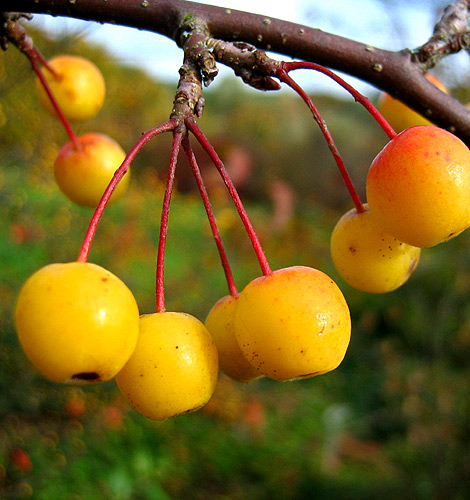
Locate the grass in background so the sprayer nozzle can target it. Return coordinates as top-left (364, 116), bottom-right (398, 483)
top-left (1, 155), bottom-right (470, 500)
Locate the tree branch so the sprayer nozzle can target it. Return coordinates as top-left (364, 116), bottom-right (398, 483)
top-left (4, 0), bottom-right (470, 144)
top-left (415, 0), bottom-right (470, 69)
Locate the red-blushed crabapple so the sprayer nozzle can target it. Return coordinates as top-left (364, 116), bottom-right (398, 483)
top-left (54, 132), bottom-right (128, 208)
top-left (36, 54), bottom-right (106, 122)
top-left (366, 125), bottom-right (470, 248)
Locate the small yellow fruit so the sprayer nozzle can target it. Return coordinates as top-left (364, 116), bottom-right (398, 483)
top-left (205, 294), bottom-right (262, 383)
top-left (36, 54), bottom-right (106, 122)
top-left (15, 262), bottom-right (140, 384)
top-left (234, 266), bottom-right (351, 381)
top-left (330, 205), bottom-right (421, 293)
top-left (378, 74), bottom-right (448, 133)
top-left (116, 312), bottom-right (219, 421)
top-left (54, 133), bottom-right (128, 208)
top-left (366, 125), bottom-right (470, 247)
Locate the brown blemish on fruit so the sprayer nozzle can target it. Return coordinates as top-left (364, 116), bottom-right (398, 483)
top-left (349, 246), bottom-right (356, 253)
top-left (71, 371), bottom-right (100, 382)
top-left (173, 402), bottom-right (205, 418)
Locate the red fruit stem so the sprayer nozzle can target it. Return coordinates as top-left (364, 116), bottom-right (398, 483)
top-left (185, 117), bottom-right (272, 276)
top-left (277, 69), bottom-right (365, 214)
top-left (33, 48), bottom-right (60, 79)
top-left (77, 120), bottom-right (177, 263)
top-left (182, 134), bottom-right (238, 297)
top-left (155, 130), bottom-right (183, 313)
top-left (282, 61), bottom-right (397, 140)
top-left (28, 47), bottom-right (82, 150)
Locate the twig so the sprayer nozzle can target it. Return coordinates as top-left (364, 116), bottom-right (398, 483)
top-left (413, 0), bottom-right (470, 69)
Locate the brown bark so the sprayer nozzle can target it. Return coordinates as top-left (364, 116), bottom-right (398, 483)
top-left (3, 0), bottom-right (470, 144)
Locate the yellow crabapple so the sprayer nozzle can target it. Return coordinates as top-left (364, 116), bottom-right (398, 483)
top-left (36, 54), bottom-right (106, 122)
top-left (378, 74), bottom-right (448, 133)
top-left (330, 204), bottom-right (421, 293)
top-left (205, 294), bottom-right (262, 383)
top-left (366, 125), bottom-right (470, 248)
top-left (14, 262), bottom-right (140, 384)
top-left (54, 132), bottom-right (128, 208)
top-left (115, 312), bottom-right (219, 421)
top-left (234, 266), bottom-right (351, 381)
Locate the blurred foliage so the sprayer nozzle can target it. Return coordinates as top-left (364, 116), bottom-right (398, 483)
top-left (1, 22), bottom-right (470, 500)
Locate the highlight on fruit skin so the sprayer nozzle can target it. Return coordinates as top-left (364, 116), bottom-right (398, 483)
top-left (14, 261), bottom-right (140, 385)
top-left (377, 74), bottom-right (448, 133)
top-left (54, 132), bottom-right (128, 208)
top-left (205, 294), bottom-right (262, 383)
top-left (234, 266), bottom-right (351, 382)
top-left (115, 312), bottom-right (219, 421)
top-left (330, 204), bottom-right (421, 294)
top-left (36, 54), bottom-right (106, 122)
top-left (366, 125), bottom-right (470, 248)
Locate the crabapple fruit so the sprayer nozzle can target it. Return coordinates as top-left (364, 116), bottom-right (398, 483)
top-left (366, 125), bottom-right (470, 248)
top-left (54, 132), bottom-right (128, 208)
top-left (14, 262), bottom-right (140, 384)
top-left (378, 74), bottom-right (448, 133)
top-left (234, 266), bottom-right (351, 381)
top-left (115, 312), bottom-right (219, 421)
top-left (36, 55), bottom-right (106, 122)
top-left (330, 204), bottom-right (421, 293)
top-left (205, 294), bottom-right (262, 383)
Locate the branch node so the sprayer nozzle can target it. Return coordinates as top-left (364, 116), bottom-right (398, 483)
top-left (171, 60), bottom-right (205, 124)
top-left (208, 38), bottom-right (281, 91)
top-left (1, 12), bottom-right (34, 52)
top-left (412, 0), bottom-right (470, 70)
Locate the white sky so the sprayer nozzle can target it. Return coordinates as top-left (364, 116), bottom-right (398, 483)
top-left (30, 0), bottom-right (459, 97)
top-left (31, 0), bottom-right (307, 82)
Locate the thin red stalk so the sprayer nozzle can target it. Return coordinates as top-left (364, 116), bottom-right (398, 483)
top-left (185, 117), bottom-right (271, 276)
top-left (155, 130), bottom-right (184, 313)
top-left (277, 69), bottom-right (365, 213)
top-left (28, 48), bottom-right (81, 150)
top-left (32, 48), bottom-right (60, 78)
top-left (182, 134), bottom-right (238, 297)
top-left (77, 120), bottom-right (177, 263)
top-left (282, 61), bottom-right (397, 140)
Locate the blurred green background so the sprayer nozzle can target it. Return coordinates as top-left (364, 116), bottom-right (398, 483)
top-left (1, 23), bottom-right (470, 500)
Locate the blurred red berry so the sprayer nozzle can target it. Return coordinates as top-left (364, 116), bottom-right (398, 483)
top-left (64, 396), bottom-right (87, 419)
top-left (11, 448), bottom-right (33, 472)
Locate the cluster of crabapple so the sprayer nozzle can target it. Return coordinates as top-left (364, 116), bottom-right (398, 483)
top-left (273, 64), bottom-right (470, 295)
top-left (13, 28), bottom-right (470, 421)
top-left (15, 262), bottom-right (351, 420)
top-left (34, 53), bottom-right (129, 207)
top-left (205, 267), bottom-right (351, 384)
top-left (330, 74), bottom-right (470, 294)
top-left (13, 43), bottom-right (353, 422)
